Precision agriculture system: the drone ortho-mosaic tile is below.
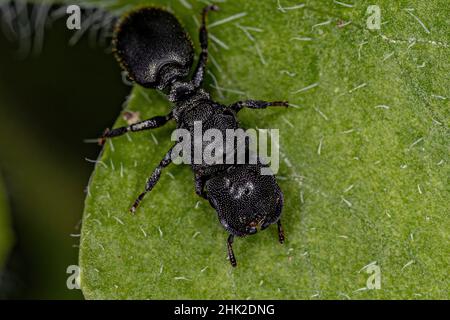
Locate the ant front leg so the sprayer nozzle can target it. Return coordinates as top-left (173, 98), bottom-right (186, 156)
top-left (99, 112), bottom-right (173, 145)
top-left (192, 4), bottom-right (219, 88)
top-left (277, 220), bottom-right (285, 244)
top-left (195, 173), bottom-right (207, 199)
top-left (130, 146), bottom-right (174, 213)
top-left (227, 234), bottom-right (237, 267)
top-left (229, 100), bottom-right (289, 113)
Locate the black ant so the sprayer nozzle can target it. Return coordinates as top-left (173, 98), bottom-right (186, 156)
top-left (101, 5), bottom-right (288, 267)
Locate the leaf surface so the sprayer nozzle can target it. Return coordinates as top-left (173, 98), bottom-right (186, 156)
top-left (79, 0), bottom-right (449, 299)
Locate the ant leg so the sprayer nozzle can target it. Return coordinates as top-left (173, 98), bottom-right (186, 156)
top-left (130, 146), bottom-right (174, 214)
top-left (227, 234), bottom-right (237, 267)
top-left (192, 4), bottom-right (219, 88)
top-left (229, 100), bottom-right (289, 113)
top-left (277, 220), bottom-right (285, 244)
top-left (99, 112), bottom-right (173, 145)
top-left (195, 174), bottom-right (207, 199)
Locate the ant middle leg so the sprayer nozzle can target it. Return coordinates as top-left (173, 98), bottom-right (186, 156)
top-left (229, 100), bottom-right (289, 113)
top-left (130, 146), bottom-right (174, 213)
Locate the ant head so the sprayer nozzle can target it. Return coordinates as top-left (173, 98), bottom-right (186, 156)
top-left (205, 165), bottom-right (283, 237)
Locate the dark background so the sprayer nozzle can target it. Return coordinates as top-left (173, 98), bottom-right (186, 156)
top-left (0, 2), bottom-right (128, 298)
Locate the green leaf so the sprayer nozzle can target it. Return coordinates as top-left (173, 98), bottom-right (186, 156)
top-left (0, 177), bottom-right (13, 268)
top-left (80, 0), bottom-right (449, 299)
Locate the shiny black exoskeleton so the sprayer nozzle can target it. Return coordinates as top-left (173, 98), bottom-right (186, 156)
top-left (102, 5), bottom-right (288, 267)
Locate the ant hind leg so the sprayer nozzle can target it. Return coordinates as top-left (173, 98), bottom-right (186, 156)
top-left (99, 112), bottom-right (173, 145)
top-left (192, 4), bottom-right (219, 88)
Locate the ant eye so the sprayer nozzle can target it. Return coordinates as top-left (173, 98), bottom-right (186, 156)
top-left (246, 227), bottom-right (257, 235)
top-left (208, 197), bottom-right (218, 209)
top-left (244, 188), bottom-right (252, 196)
